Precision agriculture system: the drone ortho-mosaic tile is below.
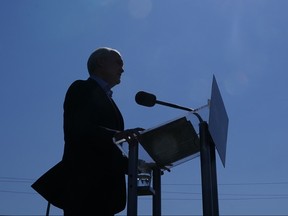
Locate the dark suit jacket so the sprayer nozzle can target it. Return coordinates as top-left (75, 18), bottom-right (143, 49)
top-left (32, 78), bottom-right (128, 214)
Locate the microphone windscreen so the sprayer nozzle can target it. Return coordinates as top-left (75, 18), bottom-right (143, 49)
top-left (135, 91), bottom-right (156, 107)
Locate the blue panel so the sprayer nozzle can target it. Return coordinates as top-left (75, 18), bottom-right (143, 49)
top-left (209, 75), bottom-right (229, 167)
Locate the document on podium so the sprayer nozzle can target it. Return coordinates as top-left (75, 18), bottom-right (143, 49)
top-left (114, 112), bottom-right (200, 170)
top-left (138, 113), bottom-right (200, 169)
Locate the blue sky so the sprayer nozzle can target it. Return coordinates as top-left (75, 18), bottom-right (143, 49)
top-left (1, 0), bottom-right (288, 215)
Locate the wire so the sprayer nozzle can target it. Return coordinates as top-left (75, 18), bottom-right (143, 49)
top-left (1, 176), bottom-right (288, 201)
top-left (1, 176), bottom-right (288, 185)
top-left (162, 181), bottom-right (288, 186)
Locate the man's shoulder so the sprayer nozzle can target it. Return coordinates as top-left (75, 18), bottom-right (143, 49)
top-left (69, 78), bottom-right (94, 87)
top-left (70, 79), bottom-right (87, 86)
top-left (67, 78), bottom-right (101, 92)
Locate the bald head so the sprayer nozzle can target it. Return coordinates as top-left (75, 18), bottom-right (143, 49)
top-left (87, 47), bottom-right (122, 75)
top-left (87, 47), bottom-right (124, 88)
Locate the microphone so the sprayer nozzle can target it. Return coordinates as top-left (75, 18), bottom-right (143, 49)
top-left (135, 91), bottom-right (194, 112)
top-left (135, 91), bottom-right (157, 107)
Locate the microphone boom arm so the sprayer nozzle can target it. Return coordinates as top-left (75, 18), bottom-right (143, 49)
top-left (156, 100), bottom-right (194, 112)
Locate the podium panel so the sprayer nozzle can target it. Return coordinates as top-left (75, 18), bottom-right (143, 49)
top-left (209, 75), bottom-right (229, 166)
top-left (138, 114), bottom-right (200, 169)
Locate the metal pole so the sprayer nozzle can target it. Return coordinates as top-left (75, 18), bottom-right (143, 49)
top-left (199, 121), bottom-right (219, 216)
top-left (45, 202), bottom-right (50, 216)
top-left (210, 140), bottom-right (219, 215)
top-left (152, 167), bottom-right (161, 216)
top-left (127, 141), bottom-right (139, 216)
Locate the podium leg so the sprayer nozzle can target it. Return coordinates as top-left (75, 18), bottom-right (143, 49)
top-left (199, 121), bottom-right (219, 216)
top-left (152, 168), bottom-right (161, 216)
top-left (127, 142), bottom-right (139, 216)
top-left (210, 140), bottom-right (219, 215)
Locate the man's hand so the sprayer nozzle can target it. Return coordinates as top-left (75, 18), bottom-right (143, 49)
top-left (114, 127), bottom-right (145, 145)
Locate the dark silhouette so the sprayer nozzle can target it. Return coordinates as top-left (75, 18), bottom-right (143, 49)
top-left (32, 47), bottom-right (143, 215)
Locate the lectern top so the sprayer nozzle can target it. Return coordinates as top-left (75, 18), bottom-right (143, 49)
top-left (138, 113), bottom-right (200, 170)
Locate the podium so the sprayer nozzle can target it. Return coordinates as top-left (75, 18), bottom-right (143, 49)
top-left (115, 75), bottom-right (229, 216)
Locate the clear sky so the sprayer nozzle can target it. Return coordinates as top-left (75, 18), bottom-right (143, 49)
top-left (1, 0), bottom-right (288, 215)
